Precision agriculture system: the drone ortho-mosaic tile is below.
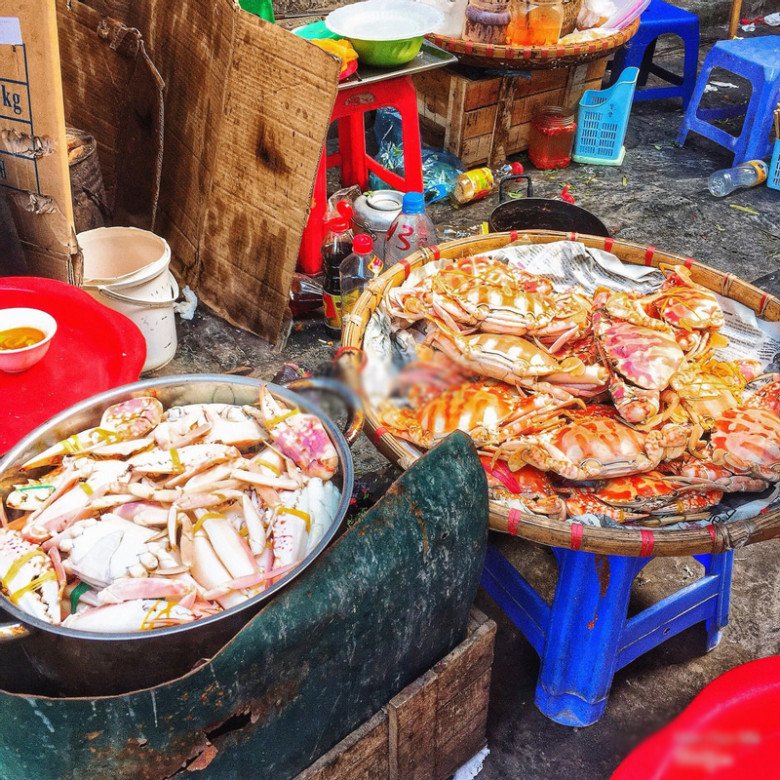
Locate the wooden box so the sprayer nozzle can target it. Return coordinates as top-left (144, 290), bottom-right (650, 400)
top-left (414, 59), bottom-right (609, 167)
top-left (297, 609), bottom-right (497, 780)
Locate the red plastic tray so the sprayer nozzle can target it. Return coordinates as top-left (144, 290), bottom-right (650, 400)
top-left (0, 277), bottom-right (146, 454)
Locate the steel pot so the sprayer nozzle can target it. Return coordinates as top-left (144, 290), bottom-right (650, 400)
top-left (488, 174), bottom-right (610, 237)
top-left (0, 375), bottom-right (362, 697)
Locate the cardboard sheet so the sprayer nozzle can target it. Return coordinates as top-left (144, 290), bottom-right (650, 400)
top-left (57, 0), bottom-right (340, 342)
top-left (0, 1), bottom-right (79, 281)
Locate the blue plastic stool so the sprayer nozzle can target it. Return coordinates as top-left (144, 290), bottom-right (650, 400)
top-left (610, 0), bottom-right (700, 108)
top-left (481, 543), bottom-right (734, 726)
top-left (678, 37), bottom-right (780, 165)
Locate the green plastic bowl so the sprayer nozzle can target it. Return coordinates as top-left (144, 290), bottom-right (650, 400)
top-left (348, 35), bottom-right (424, 67)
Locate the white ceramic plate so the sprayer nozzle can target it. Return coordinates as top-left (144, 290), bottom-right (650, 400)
top-left (326, 0), bottom-right (444, 41)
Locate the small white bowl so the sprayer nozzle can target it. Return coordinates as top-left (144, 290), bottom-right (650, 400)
top-left (0, 308), bottom-right (57, 374)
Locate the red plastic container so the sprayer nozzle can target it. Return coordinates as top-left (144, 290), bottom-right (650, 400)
top-left (613, 655), bottom-right (780, 779)
top-left (0, 277), bottom-right (146, 453)
top-left (528, 106), bottom-right (576, 170)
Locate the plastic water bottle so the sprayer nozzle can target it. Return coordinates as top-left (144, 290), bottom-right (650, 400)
top-left (708, 160), bottom-right (768, 197)
top-left (339, 235), bottom-right (384, 319)
top-left (384, 192), bottom-right (438, 268)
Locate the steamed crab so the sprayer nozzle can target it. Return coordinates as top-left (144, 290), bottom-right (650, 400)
top-left (381, 379), bottom-right (577, 450)
top-left (494, 409), bottom-right (690, 481)
top-left (592, 289), bottom-right (685, 424)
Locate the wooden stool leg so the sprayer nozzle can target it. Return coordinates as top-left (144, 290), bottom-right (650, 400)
top-left (535, 550), bottom-right (646, 727)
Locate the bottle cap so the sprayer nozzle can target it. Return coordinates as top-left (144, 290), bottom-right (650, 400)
top-left (401, 192), bottom-right (425, 215)
top-left (353, 234), bottom-right (373, 254)
top-left (325, 201), bottom-right (354, 233)
top-left (511, 162), bottom-right (524, 175)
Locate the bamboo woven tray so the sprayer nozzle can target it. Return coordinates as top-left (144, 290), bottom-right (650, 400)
top-left (426, 19), bottom-right (639, 70)
top-left (340, 230), bottom-right (780, 558)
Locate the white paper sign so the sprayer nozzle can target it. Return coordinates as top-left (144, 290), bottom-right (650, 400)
top-left (0, 17), bottom-right (22, 46)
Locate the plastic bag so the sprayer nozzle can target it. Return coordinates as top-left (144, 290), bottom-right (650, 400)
top-left (577, 0), bottom-right (617, 29)
top-left (369, 108), bottom-right (465, 203)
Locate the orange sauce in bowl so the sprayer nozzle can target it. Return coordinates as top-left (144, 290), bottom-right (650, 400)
top-left (0, 327), bottom-right (46, 351)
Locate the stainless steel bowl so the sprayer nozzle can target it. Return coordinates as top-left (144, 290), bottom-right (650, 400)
top-left (0, 375), bottom-right (362, 696)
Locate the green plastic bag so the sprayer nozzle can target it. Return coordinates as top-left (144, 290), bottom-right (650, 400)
top-left (239, 0), bottom-right (275, 22)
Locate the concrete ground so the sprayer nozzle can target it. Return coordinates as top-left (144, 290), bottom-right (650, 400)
top-left (153, 15), bottom-right (780, 780)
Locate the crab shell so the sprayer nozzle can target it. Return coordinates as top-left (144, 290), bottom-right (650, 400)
top-left (710, 407), bottom-right (780, 482)
top-left (480, 458), bottom-right (566, 520)
top-left (649, 265), bottom-right (725, 332)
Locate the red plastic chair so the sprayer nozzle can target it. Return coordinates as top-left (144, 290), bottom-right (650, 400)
top-left (613, 656), bottom-right (780, 779)
top-left (298, 75), bottom-right (424, 274)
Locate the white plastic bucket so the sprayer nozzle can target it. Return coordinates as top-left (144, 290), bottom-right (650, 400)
top-left (78, 227), bottom-right (179, 373)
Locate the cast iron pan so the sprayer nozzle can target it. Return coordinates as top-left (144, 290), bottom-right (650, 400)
top-left (489, 174), bottom-right (610, 237)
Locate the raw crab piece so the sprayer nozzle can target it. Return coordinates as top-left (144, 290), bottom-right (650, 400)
top-left (498, 415), bottom-right (690, 481)
top-left (563, 471), bottom-right (723, 523)
top-left (480, 458), bottom-right (566, 520)
top-left (94, 576), bottom-right (196, 605)
top-left (63, 598), bottom-right (197, 632)
top-left (427, 324), bottom-right (608, 401)
top-left (381, 380), bottom-right (576, 450)
top-left (593, 290), bottom-right (684, 424)
top-left (0, 529), bottom-right (60, 623)
top-left (251, 387), bottom-right (338, 479)
top-left (21, 397), bottom-right (163, 470)
top-left (57, 515), bottom-right (161, 588)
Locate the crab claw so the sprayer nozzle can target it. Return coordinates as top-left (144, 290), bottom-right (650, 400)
top-left (63, 599), bottom-right (196, 632)
top-left (95, 576), bottom-right (195, 605)
top-left (254, 388), bottom-right (338, 479)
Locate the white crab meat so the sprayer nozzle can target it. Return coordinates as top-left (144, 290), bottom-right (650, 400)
top-left (0, 529), bottom-right (60, 623)
top-left (63, 598), bottom-right (196, 633)
top-left (128, 444), bottom-right (240, 475)
top-left (156, 404), bottom-right (265, 450)
top-left (60, 515), bottom-right (158, 588)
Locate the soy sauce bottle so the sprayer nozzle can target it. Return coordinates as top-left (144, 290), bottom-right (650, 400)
top-left (321, 201), bottom-right (354, 332)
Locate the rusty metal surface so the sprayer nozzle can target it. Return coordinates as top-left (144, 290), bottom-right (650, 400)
top-left (0, 432), bottom-right (487, 779)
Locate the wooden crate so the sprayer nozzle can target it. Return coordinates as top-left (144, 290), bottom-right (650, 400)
top-left (297, 609), bottom-right (497, 780)
top-left (414, 59), bottom-right (609, 167)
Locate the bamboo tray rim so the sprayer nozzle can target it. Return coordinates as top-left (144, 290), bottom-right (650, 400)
top-left (340, 229), bottom-right (780, 558)
top-left (426, 18), bottom-right (639, 69)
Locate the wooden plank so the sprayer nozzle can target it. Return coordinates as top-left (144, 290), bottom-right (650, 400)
top-left (510, 87), bottom-right (566, 126)
top-left (435, 621), bottom-right (497, 708)
top-left (436, 669), bottom-right (492, 749)
top-left (507, 122), bottom-right (531, 154)
top-left (462, 104), bottom-right (498, 141)
top-left (436, 709), bottom-right (489, 780)
top-left (445, 73), bottom-right (468, 155)
top-left (388, 670), bottom-right (439, 780)
top-left (459, 133), bottom-right (494, 167)
top-left (297, 710), bottom-right (389, 780)
top-left (490, 74), bottom-right (516, 166)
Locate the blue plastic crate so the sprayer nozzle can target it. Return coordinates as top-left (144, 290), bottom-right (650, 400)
top-left (769, 139), bottom-right (780, 191)
top-left (573, 67), bottom-right (640, 166)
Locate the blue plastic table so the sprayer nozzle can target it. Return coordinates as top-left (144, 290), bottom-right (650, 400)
top-left (481, 543), bottom-right (734, 726)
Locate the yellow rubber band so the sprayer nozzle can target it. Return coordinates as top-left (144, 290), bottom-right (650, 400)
top-left (9, 570), bottom-right (57, 603)
top-left (278, 506), bottom-right (311, 532)
top-left (2, 549), bottom-right (47, 588)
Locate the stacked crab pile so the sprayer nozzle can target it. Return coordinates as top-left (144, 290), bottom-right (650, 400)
top-left (0, 388), bottom-right (340, 632)
top-left (380, 255), bottom-right (779, 526)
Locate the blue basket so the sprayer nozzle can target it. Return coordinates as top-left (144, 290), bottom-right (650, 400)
top-left (573, 67), bottom-right (640, 166)
top-left (769, 139), bottom-right (780, 192)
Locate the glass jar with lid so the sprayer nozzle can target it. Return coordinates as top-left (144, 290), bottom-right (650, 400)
top-left (528, 106), bottom-right (576, 169)
top-left (507, 0), bottom-right (564, 46)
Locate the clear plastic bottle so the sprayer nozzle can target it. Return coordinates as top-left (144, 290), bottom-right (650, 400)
top-left (708, 160), bottom-right (768, 197)
top-left (339, 235), bottom-right (384, 319)
top-left (384, 192), bottom-right (438, 267)
top-left (451, 161), bottom-right (524, 205)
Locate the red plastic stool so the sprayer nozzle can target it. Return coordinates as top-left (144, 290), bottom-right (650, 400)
top-left (298, 75), bottom-right (424, 274)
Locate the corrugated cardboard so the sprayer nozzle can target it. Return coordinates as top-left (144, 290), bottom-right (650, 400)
top-left (0, 1), bottom-right (79, 282)
top-left (56, 0), bottom-right (339, 342)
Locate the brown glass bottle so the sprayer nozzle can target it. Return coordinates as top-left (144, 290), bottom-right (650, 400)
top-left (321, 202), bottom-right (354, 332)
